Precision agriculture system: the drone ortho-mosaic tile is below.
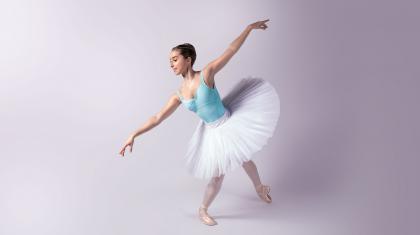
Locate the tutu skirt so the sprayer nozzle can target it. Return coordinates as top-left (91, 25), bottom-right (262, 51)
top-left (184, 77), bottom-right (280, 180)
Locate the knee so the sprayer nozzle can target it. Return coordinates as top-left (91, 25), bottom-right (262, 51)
top-left (242, 160), bottom-right (253, 167)
top-left (210, 175), bottom-right (225, 185)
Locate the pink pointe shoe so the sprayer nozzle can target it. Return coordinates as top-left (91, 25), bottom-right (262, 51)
top-left (256, 184), bottom-right (272, 203)
top-left (198, 207), bottom-right (218, 226)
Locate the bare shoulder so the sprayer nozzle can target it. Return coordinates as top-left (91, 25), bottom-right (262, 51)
top-left (173, 89), bottom-right (182, 103)
top-left (202, 66), bottom-right (216, 88)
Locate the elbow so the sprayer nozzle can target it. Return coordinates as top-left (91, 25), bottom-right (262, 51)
top-left (152, 115), bottom-right (161, 126)
top-left (228, 45), bottom-right (237, 53)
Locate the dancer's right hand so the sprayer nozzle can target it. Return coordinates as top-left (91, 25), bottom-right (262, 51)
top-left (119, 134), bottom-right (135, 157)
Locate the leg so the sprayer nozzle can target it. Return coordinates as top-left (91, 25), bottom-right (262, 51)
top-left (242, 160), bottom-right (262, 188)
top-left (201, 174), bottom-right (225, 209)
top-left (198, 174), bottom-right (225, 226)
top-left (242, 160), bottom-right (272, 203)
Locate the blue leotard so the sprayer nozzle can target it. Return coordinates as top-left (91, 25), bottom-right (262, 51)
top-left (176, 70), bottom-right (226, 123)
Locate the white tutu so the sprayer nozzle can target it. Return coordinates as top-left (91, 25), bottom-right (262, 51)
top-left (183, 77), bottom-right (280, 180)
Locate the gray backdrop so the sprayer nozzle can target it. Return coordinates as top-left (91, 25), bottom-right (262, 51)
top-left (1, 0), bottom-right (418, 234)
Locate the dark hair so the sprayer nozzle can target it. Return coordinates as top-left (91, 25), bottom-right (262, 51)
top-left (172, 43), bottom-right (196, 67)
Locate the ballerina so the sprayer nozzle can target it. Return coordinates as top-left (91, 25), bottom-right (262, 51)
top-left (119, 19), bottom-right (280, 226)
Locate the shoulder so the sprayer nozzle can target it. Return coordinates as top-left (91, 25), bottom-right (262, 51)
top-left (201, 66), bottom-right (214, 79)
top-left (201, 66), bottom-right (215, 86)
top-left (173, 88), bottom-right (183, 103)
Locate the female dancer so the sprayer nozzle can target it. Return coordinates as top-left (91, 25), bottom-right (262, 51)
top-left (119, 19), bottom-right (280, 226)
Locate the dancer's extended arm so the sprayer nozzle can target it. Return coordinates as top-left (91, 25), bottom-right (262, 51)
top-left (132, 94), bottom-right (180, 137)
top-left (206, 19), bottom-right (269, 76)
top-left (119, 93), bottom-right (181, 156)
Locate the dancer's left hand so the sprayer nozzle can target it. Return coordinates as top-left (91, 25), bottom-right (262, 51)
top-left (248, 19), bottom-right (269, 31)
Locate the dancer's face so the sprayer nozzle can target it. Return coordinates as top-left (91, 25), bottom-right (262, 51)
top-left (169, 49), bottom-right (191, 75)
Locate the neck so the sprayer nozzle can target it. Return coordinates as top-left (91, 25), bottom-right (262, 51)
top-left (182, 68), bottom-right (196, 81)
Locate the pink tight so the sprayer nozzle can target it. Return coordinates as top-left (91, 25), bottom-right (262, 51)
top-left (200, 160), bottom-right (263, 209)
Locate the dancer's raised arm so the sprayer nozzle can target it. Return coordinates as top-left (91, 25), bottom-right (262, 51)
top-left (119, 93), bottom-right (181, 156)
top-left (206, 19), bottom-right (269, 76)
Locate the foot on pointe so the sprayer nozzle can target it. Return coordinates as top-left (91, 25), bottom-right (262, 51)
top-left (198, 207), bottom-right (218, 226)
top-left (256, 184), bottom-right (272, 203)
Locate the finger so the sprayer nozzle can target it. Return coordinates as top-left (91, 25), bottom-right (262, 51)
top-left (130, 144), bottom-right (133, 152)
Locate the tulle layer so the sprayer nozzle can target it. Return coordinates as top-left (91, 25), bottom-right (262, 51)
top-left (183, 77), bottom-right (280, 180)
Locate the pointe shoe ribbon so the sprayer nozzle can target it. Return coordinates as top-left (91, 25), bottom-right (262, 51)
top-left (198, 207), bottom-right (218, 226)
top-left (256, 184), bottom-right (272, 203)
